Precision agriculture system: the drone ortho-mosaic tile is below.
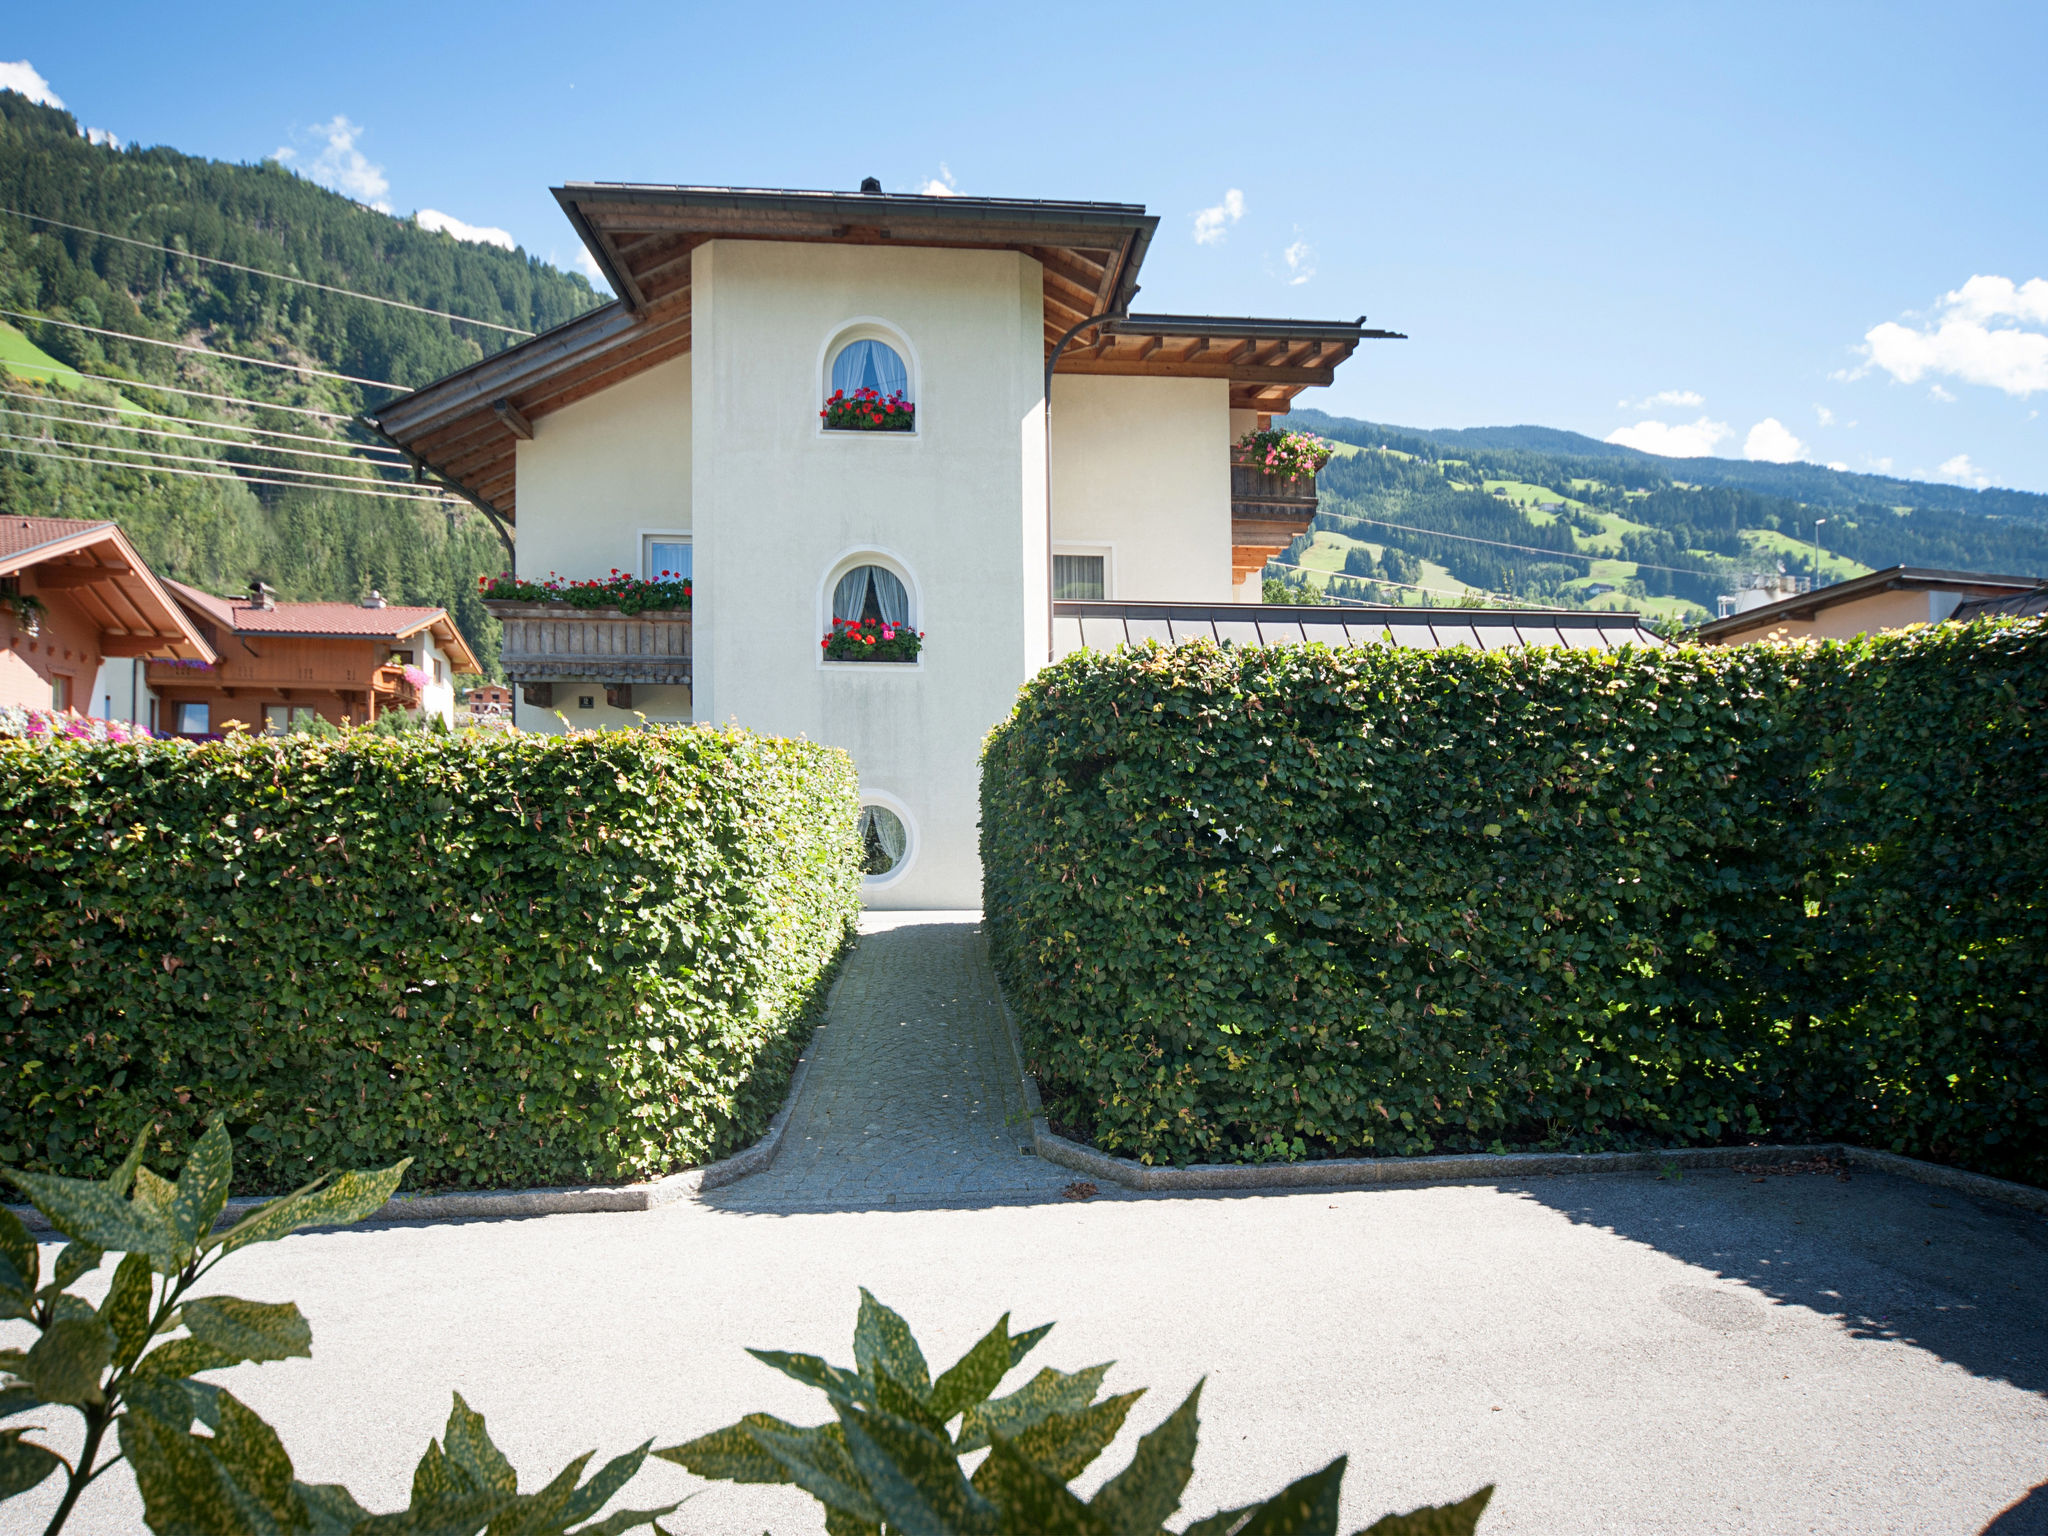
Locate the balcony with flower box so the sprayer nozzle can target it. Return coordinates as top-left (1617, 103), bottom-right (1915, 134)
top-left (480, 572), bottom-right (692, 708)
top-left (1230, 428), bottom-right (1332, 586)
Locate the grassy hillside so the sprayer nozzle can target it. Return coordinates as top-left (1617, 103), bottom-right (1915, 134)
top-left (1284, 410), bottom-right (2048, 619)
top-left (0, 89), bottom-right (608, 673)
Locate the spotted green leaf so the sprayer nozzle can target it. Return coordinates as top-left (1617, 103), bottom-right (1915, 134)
top-left (976, 1438), bottom-right (1113, 1536)
top-left (653, 1413), bottom-right (800, 1484)
top-left (836, 1403), bottom-right (996, 1536)
top-left (1350, 1485), bottom-right (1493, 1536)
top-left (1233, 1455), bottom-right (1346, 1536)
top-left (172, 1119), bottom-right (235, 1245)
top-left (747, 1419), bottom-right (882, 1526)
top-left (50, 1240), bottom-right (104, 1291)
top-left (1090, 1379), bottom-right (1201, 1535)
top-left (182, 1296), bottom-right (313, 1365)
top-left (441, 1392), bottom-right (517, 1497)
top-left (984, 1392), bottom-right (1142, 1488)
top-left (206, 1158), bottom-right (411, 1257)
top-left (0, 1205), bottom-right (36, 1308)
top-left (135, 1335), bottom-right (244, 1380)
top-left (853, 1289), bottom-right (931, 1399)
top-left (957, 1363), bottom-right (1114, 1453)
top-left (25, 1316), bottom-right (114, 1405)
top-left (746, 1348), bottom-right (870, 1406)
top-left (208, 1390), bottom-right (301, 1527)
top-left (5, 1168), bottom-right (180, 1273)
top-left (101, 1251), bottom-right (156, 1369)
top-left (0, 1428), bottom-right (61, 1499)
top-left (297, 1480), bottom-right (375, 1536)
top-left (929, 1314), bottom-right (1018, 1423)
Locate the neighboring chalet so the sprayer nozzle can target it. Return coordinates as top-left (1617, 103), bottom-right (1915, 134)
top-left (368, 177), bottom-right (1662, 906)
top-left (1, 516), bottom-right (214, 714)
top-left (148, 582), bottom-right (476, 736)
top-left (1695, 566), bottom-right (2045, 645)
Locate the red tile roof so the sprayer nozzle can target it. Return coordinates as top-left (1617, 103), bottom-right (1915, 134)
top-left (161, 579), bottom-right (447, 638)
top-left (0, 516), bottom-right (116, 562)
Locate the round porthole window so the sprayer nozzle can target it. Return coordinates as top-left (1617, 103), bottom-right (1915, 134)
top-left (859, 804), bottom-right (909, 878)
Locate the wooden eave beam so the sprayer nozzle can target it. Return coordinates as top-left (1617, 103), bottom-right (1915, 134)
top-left (34, 561), bottom-right (131, 588)
top-left (1054, 358), bottom-right (1338, 386)
top-left (1180, 337), bottom-right (1210, 364)
top-left (1133, 335), bottom-right (1163, 362)
top-left (491, 399), bottom-right (534, 440)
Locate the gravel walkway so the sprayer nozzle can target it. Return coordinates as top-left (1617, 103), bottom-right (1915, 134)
top-left (711, 911), bottom-right (1081, 1210)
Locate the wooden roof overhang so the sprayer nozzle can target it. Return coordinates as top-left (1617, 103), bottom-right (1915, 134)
top-left (1056, 313), bottom-right (1405, 415)
top-left (366, 186), bottom-right (1157, 524)
top-left (0, 523), bottom-right (216, 661)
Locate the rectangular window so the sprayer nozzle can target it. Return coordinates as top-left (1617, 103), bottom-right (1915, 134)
top-left (49, 674), bottom-right (71, 712)
top-left (1053, 554), bottom-right (1106, 601)
top-left (176, 702), bottom-right (209, 735)
top-left (262, 705), bottom-right (289, 736)
top-left (386, 649), bottom-right (414, 667)
top-left (643, 535), bottom-right (692, 582)
top-left (291, 706), bottom-right (318, 726)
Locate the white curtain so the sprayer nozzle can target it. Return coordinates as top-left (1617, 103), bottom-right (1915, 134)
top-left (861, 806), bottom-right (908, 867)
top-left (831, 339), bottom-right (910, 400)
top-left (870, 566), bottom-right (910, 626)
top-left (832, 568), bottom-right (870, 623)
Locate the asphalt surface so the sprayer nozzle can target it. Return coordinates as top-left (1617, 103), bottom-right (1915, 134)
top-left (8, 913), bottom-right (2045, 1534)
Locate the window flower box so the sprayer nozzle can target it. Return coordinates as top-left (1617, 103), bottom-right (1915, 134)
top-left (482, 590), bottom-right (693, 702)
top-left (480, 570), bottom-right (691, 614)
top-left (821, 388), bottom-right (915, 433)
top-left (821, 618), bottom-right (922, 663)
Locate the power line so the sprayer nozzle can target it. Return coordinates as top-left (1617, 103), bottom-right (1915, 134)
top-left (0, 208), bottom-right (536, 337)
top-left (0, 404), bottom-right (413, 470)
top-left (0, 441), bottom-right (459, 503)
top-left (1315, 507), bottom-right (1721, 578)
top-left (0, 428), bottom-right (423, 491)
top-left (3, 359), bottom-right (359, 421)
top-left (0, 308), bottom-right (398, 389)
top-left (0, 387), bottom-right (409, 458)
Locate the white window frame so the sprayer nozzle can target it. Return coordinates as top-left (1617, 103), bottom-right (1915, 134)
top-left (638, 529), bottom-right (693, 584)
top-left (856, 789), bottom-right (919, 890)
top-left (1053, 542), bottom-right (1116, 601)
top-left (816, 319), bottom-right (921, 441)
top-left (818, 545), bottom-right (925, 673)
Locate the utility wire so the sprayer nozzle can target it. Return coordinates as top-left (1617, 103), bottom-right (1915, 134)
top-left (0, 309), bottom-right (399, 389)
top-left (1314, 507), bottom-right (1721, 578)
top-left (0, 404), bottom-right (414, 470)
top-left (0, 388), bottom-right (409, 457)
top-left (0, 442), bottom-right (459, 503)
top-left (0, 208), bottom-right (536, 336)
top-left (0, 428), bottom-right (423, 491)
top-left (4, 359), bottom-right (358, 420)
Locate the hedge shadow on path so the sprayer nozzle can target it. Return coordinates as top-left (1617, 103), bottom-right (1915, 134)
top-left (1505, 1164), bottom-right (2048, 1397)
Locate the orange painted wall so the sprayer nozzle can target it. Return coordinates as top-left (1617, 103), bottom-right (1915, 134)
top-left (0, 584), bottom-right (105, 711)
top-left (146, 636), bottom-right (403, 734)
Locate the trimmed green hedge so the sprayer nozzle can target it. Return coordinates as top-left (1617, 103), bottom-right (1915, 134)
top-left (1, 727), bottom-right (863, 1191)
top-left (983, 621), bottom-right (2047, 1183)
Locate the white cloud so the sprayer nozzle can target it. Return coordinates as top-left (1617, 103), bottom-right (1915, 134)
top-left (1929, 383), bottom-right (1956, 402)
top-left (917, 163), bottom-right (958, 197)
top-left (1193, 189), bottom-right (1244, 246)
top-left (0, 60), bottom-right (62, 108)
top-left (1858, 273), bottom-right (2048, 397)
top-left (1626, 389), bottom-right (1705, 410)
top-left (1938, 453), bottom-right (1992, 489)
top-left (1282, 239), bottom-right (1315, 286)
top-left (1605, 416), bottom-right (1733, 457)
top-left (84, 126), bottom-right (121, 149)
top-left (1815, 404), bottom-right (1835, 426)
top-left (573, 246), bottom-right (611, 292)
top-left (1743, 417), bottom-right (1807, 463)
top-left (1940, 274), bottom-right (2048, 326)
top-left (279, 116), bottom-right (391, 211)
top-left (415, 209), bottom-right (515, 250)
top-left (1827, 461), bottom-right (1848, 471)
top-left (1871, 456), bottom-right (1894, 473)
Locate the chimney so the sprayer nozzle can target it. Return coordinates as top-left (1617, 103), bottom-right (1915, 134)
top-left (362, 590), bottom-right (386, 609)
top-left (859, 176), bottom-right (882, 194)
top-left (249, 579), bottom-right (277, 611)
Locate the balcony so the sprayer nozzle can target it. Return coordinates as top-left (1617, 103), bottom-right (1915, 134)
top-left (1231, 459), bottom-right (1319, 585)
top-left (482, 601), bottom-right (691, 708)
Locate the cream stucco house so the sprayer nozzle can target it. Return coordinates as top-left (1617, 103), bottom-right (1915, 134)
top-left (371, 179), bottom-right (1651, 907)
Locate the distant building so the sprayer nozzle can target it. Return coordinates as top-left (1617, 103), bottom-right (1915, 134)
top-left (1, 516), bottom-right (214, 722)
top-left (147, 582), bottom-right (480, 735)
top-left (1697, 566), bottom-right (2042, 644)
top-left (465, 682), bottom-right (514, 716)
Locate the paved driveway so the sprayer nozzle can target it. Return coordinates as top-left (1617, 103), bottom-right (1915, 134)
top-left (12, 914), bottom-right (2046, 1535)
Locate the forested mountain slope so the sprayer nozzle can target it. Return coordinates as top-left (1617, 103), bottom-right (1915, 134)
top-left (0, 89), bottom-right (606, 673)
top-left (1285, 409), bottom-right (2048, 619)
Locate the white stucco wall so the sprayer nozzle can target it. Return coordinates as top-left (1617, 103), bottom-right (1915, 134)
top-left (692, 239), bottom-right (1046, 908)
top-left (1049, 375), bottom-right (1234, 603)
top-left (506, 354), bottom-right (693, 732)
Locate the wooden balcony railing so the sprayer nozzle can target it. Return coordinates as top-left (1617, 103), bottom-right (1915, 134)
top-left (482, 600), bottom-right (691, 708)
top-left (1230, 458), bottom-right (1320, 584)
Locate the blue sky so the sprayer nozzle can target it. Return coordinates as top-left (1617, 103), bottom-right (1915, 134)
top-left (8, 2), bottom-right (2046, 490)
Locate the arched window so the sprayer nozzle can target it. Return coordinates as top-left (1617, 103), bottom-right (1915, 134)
top-left (832, 564), bottom-right (911, 627)
top-left (830, 339), bottom-right (910, 400)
